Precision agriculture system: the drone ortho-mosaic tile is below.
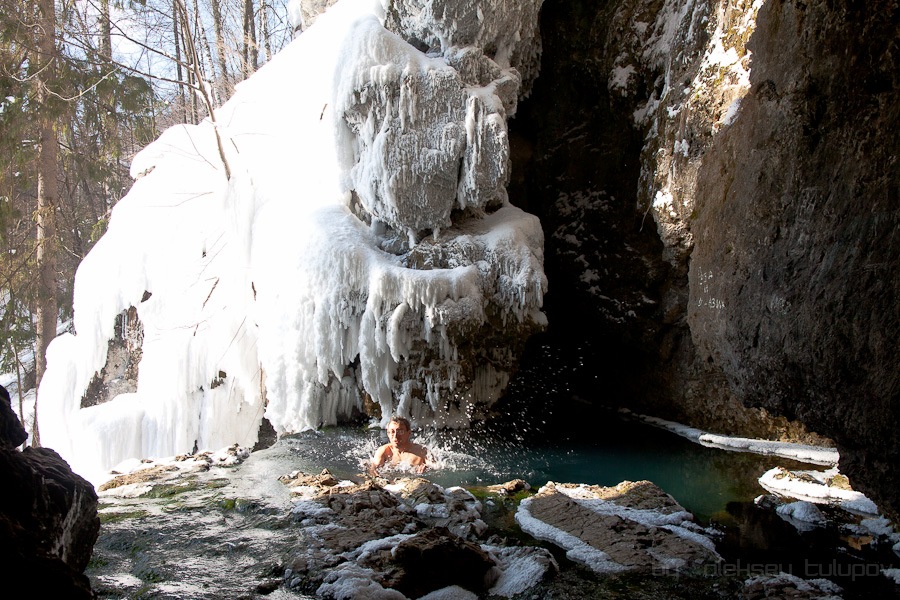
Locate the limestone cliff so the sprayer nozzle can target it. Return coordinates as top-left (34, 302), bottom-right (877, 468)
top-left (511, 0), bottom-right (899, 519)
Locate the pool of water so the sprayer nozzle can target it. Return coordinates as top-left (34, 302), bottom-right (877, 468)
top-left (272, 404), bottom-right (900, 600)
top-left (280, 412), bottom-right (816, 522)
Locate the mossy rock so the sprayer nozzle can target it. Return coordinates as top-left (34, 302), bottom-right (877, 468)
top-left (140, 481), bottom-right (201, 499)
top-left (826, 473), bottom-right (852, 490)
top-left (466, 485), bottom-right (538, 544)
top-left (99, 509), bottom-right (150, 524)
top-left (218, 497), bottom-right (257, 512)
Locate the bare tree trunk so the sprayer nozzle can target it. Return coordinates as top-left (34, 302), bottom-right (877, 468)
top-left (100, 0), bottom-right (112, 60)
top-left (259, 0), bottom-right (272, 63)
top-left (242, 0), bottom-right (257, 79)
top-left (173, 0), bottom-right (231, 179)
top-left (99, 0), bottom-right (117, 211)
top-left (192, 0), bottom-right (219, 105)
top-left (209, 0), bottom-right (231, 99)
top-left (187, 7), bottom-right (198, 124)
top-left (147, 53), bottom-right (158, 134)
top-left (34, 0), bottom-right (60, 448)
top-left (173, 1), bottom-right (188, 123)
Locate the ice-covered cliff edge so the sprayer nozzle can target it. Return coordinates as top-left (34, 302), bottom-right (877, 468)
top-left (38, 0), bottom-right (546, 481)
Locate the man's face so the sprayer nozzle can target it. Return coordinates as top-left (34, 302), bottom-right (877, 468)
top-left (387, 421), bottom-right (410, 448)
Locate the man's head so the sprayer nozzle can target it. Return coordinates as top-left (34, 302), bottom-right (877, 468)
top-left (386, 416), bottom-right (412, 449)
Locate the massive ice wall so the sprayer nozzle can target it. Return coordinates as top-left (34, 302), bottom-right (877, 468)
top-left (38, 0), bottom-right (546, 480)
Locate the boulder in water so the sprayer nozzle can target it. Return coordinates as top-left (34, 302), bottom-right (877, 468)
top-left (516, 480), bottom-right (721, 574)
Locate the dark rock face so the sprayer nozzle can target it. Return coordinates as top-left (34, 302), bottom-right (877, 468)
top-left (511, 0), bottom-right (899, 519)
top-left (0, 386), bottom-right (27, 448)
top-left (689, 0), bottom-right (899, 518)
top-left (0, 385), bottom-right (100, 597)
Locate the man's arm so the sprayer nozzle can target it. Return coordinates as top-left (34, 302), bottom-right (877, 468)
top-left (410, 443), bottom-right (429, 473)
top-left (369, 444), bottom-right (389, 475)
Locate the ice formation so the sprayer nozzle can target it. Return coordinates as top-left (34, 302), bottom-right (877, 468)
top-left (38, 0), bottom-right (546, 482)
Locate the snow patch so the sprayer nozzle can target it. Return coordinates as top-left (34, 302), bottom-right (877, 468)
top-left (759, 467), bottom-right (879, 515)
top-left (625, 410), bottom-right (839, 465)
top-left (515, 495), bottom-right (627, 574)
top-left (775, 501), bottom-right (827, 532)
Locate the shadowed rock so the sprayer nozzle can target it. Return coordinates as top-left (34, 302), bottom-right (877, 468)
top-left (379, 527), bottom-right (497, 598)
top-left (0, 384), bottom-right (100, 598)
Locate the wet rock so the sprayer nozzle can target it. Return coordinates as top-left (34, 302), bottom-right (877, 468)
top-left (378, 527), bottom-right (497, 598)
top-left (279, 468), bottom-right (340, 490)
top-left (486, 478), bottom-right (531, 496)
top-left (758, 467), bottom-right (878, 515)
top-left (740, 572), bottom-right (843, 600)
top-left (312, 483), bottom-right (414, 554)
top-left (316, 561), bottom-right (405, 600)
top-left (80, 306), bottom-right (143, 408)
top-left (775, 501), bottom-right (828, 533)
top-left (256, 577), bottom-right (283, 594)
top-left (312, 526), bottom-right (557, 599)
top-left (482, 544), bottom-right (559, 597)
top-left (284, 476), bottom-right (420, 591)
top-left (97, 444), bottom-right (251, 497)
top-left (386, 477), bottom-right (487, 538)
top-left (99, 464), bottom-right (179, 491)
top-left (281, 472), bottom-right (555, 597)
top-left (418, 585), bottom-right (478, 600)
top-left (685, 0), bottom-right (900, 523)
top-left (754, 494), bottom-right (782, 511)
top-left (516, 480), bottom-right (720, 574)
top-left (0, 384), bottom-right (100, 598)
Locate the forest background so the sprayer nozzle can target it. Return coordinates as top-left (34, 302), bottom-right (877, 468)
top-left (0, 0), bottom-right (295, 442)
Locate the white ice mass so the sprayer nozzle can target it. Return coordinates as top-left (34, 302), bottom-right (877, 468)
top-left (38, 0), bottom-right (547, 482)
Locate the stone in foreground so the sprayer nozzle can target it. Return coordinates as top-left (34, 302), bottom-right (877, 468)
top-left (516, 480), bottom-right (720, 574)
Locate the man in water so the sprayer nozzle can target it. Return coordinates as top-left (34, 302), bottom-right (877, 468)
top-left (370, 416), bottom-right (429, 474)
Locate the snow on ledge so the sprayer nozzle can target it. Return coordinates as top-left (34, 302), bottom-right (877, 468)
top-left (621, 409), bottom-right (840, 466)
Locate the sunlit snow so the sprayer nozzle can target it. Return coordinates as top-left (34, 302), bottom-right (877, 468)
top-left (38, 0), bottom-right (546, 483)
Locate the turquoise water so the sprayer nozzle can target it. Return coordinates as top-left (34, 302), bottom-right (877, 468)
top-left (277, 414), bottom-right (900, 599)
top-left (281, 413), bottom-right (816, 522)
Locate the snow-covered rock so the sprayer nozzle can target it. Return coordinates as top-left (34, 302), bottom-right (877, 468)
top-left (515, 480), bottom-right (720, 574)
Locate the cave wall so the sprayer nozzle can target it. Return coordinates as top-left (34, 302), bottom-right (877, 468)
top-left (689, 0), bottom-right (899, 518)
top-left (511, 0), bottom-right (899, 519)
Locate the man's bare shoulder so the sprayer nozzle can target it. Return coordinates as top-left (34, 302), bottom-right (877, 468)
top-left (372, 443), bottom-right (392, 463)
top-left (409, 442), bottom-right (428, 458)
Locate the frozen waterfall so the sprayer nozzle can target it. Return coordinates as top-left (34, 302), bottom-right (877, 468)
top-left (38, 0), bottom-right (546, 483)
